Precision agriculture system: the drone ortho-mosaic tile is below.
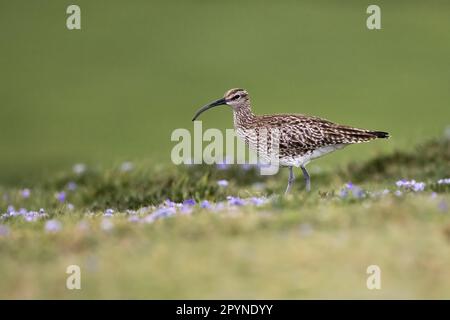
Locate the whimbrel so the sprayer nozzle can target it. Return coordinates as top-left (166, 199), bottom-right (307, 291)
top-left (192, 88), bottom-right (389, 194)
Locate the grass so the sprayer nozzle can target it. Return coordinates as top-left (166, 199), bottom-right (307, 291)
top-left (2, 0), bottom-right (450, 182)
top-left (0, 137), bottom-right (449, 299)
top-left (1, 0), bottom-right (450, 299)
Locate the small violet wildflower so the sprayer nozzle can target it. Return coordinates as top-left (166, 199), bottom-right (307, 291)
top-left (56, 191), bottom-right (66, 203)
top-left (339, 182), bottom-right (364, 199)
top-left (437, 178), bottom-right (450, 185)
top-left (21, 188), bottom-right (31, 198)
top-left (144, 207), bottom-right (176, 224)
top-left (164, 199), bottom-right (176, 208)
top-left (104, 209), bottom-right (114, 217)
top-left (396, 179), bottom-right (426, 192)
top-left (250, 197), bottom-right (266, 206)
top-left (217, 180), bottom-right (229, 187)
top-left (182, 199), bottom-right (196, 206)
top-left (45, 220), bottom-right (62, 233)
top-left (227, 196), bottom-right (245, 206)
top-left (200, 200), bottom-right (211, 209)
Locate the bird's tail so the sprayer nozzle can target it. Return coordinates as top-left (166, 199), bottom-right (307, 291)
top-left (371, 131), bottom-right (390, 139)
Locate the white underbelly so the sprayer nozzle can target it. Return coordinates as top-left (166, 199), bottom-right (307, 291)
top-left (234, 125), bottom-right (347, 167)
top-left (280, 144), bottom-right (347, 167)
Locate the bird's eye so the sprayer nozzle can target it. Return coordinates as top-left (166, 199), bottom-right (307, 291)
top-left (232, 95), bottom-right (240, 100)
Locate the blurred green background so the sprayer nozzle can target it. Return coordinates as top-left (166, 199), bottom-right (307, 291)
top-left (1, 0), bottom-right (449, 183)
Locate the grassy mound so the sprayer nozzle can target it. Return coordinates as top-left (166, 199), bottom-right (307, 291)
top-left (1, 137), bottom-right (449, 211)
top-left (342, 137), bottom-right (450, 183)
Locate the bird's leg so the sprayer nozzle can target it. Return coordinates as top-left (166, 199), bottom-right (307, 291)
top-left (300, 165), bottom-right (311, 192)
top-left (285, 166), bottom-right (295, 195)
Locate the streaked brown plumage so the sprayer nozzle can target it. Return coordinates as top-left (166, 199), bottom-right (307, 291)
top-left (192, 88), bottom-right (389, 193)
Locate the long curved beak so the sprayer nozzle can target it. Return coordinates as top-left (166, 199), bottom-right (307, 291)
top-left (192, 97), bottom-right (227, 121)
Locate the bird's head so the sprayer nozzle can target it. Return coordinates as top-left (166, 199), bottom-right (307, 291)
top-left (192, 88), bottom-right (249, 121)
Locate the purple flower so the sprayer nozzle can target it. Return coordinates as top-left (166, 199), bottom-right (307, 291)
top-left (396, 179), bottom-right (407, 188)
top-left (104, 208), bottom-right (114, 217)
top-left (227, 196), bottom-right (245, 206)
top-left (217, 180), bottom-right (229, 187)
top-left (9, 208), bottom-right (21, 217)
top-left (183, 198), bottom-right (196, 206)
top-left (66, 182), bottom-right (77, 191)
top-left (413, 182), bottom-right (425, 192)
top-left (437, 178), bottom-right (450, 185)
top-left (153, 207), bottom-right (176, 219)
top-left (339, 182), bottom-right (365, 199)
top-left (7, 205), bottom-right (15, 214)
top-left (250, 197), bottom-right (267, 206)
top-left (200, 200), bottom-right (211, 209)
top-left (24, 210), bottom-right (45, 222)
top-left (351, 186), bottom-right (365, 199)
top-left (56, 191), bottom-right (66, 203)
top-left (396, 179), bottom-right (425, 192)
top-left (164, 199), bottom-right (176, 207)
top-left (144, 207), bottom-right (176, 223)
top-left (339, 189), bottom-right (348, 198)
top-left (21, 188), bottom-right (31, 198)
top-left (45, 219), bottom-right (62, 233)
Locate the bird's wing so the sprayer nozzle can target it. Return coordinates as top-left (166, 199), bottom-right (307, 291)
top-left (256, 114), bottom-right (383, 153)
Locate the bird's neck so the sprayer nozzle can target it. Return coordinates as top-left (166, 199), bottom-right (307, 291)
top-left (233, 102), bottom-right (256, 128)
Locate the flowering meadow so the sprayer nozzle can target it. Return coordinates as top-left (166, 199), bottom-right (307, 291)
top-left (0, 137), bottom-right (449, 299)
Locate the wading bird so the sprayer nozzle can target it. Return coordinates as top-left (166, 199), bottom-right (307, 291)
top-left (192, 88), bottom-right (389, 194)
